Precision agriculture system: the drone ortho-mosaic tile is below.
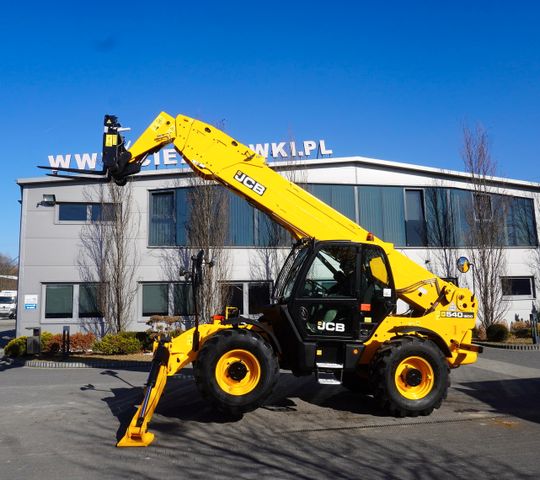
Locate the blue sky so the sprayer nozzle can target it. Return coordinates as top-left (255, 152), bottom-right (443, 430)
top-left (1, 1), bottom-right (539, 258)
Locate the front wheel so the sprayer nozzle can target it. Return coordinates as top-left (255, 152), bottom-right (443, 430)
top-left (371, 336), bottom-right (449, 417)
top-left (194, 329), bottom-right (279, 415)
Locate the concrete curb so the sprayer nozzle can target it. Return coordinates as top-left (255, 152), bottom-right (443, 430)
top-left (474, 341), bottom-right (540, 351)
top-left (5, 341), bottom-right (539, 368)
top-left (3, 356), bottom-right (152, 369)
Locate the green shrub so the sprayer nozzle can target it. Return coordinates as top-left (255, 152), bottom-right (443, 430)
top-left (92, 332), bottom-right (142, 355)
top-left (134, 331), bottom-right (154, 351)
top-left (4, 336), bottom-right (28, 357)
top-left (40, 331), bottom-right (53, 352)
top-left (486, 323), bottom-right (509, 342)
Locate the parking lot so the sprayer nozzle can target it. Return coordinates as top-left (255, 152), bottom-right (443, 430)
top-left (1, 320), bottom-right (540, 479)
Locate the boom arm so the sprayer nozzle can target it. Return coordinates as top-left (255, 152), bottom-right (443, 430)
top-left (111, 112), bottom-right (474, 317)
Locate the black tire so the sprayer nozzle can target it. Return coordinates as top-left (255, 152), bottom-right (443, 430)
top-left (371, 336), bottom-right (449, 417)
top-left (193, 329), bottom-right (279, 415)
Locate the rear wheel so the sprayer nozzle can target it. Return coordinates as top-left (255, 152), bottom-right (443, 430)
top-left (194, 329), bottom-right (279, 415)
top-left (371, 336), bottom-right (449, 417)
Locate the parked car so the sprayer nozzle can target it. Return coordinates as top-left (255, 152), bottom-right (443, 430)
top-left (0, 291), bottom-right (17, 319)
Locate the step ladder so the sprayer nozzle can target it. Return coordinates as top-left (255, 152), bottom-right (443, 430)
top-left (316, 362), bottom-right (343, 385)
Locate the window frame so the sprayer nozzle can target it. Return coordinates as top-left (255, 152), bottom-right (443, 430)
top-left (220, 280), bottom-right (273, 317)
top-left (42, 283), bottom-right (108, 322)
top-left (140, 281), bottom-right (195, 318)
top-left (78, 283), bottom-right (103, 318)
top-left (473, 192), bottom-right (494, 222)
top-left (44, 283), bottom-right (75, 320)
top-left (404, 188), bottom-right (427, 247)
top-left (148, 189), bottom-right (177, 247)
top-left (501, 276), bottom-right (536, 300)
top-left (56, 202), bottom-right (117, 224)
top-left (141, 283), bottom-right (170, 317)
top-left (173, 282), bottom-right (195, 316)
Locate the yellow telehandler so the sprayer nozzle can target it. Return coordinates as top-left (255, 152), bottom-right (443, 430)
top-left (41, 112), bottom-right (481, 447)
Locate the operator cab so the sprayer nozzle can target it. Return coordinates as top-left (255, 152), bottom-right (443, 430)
top-left (273, 239), bottom-right (396, 340)
top-left (263, 240), bottom-right (396, 375)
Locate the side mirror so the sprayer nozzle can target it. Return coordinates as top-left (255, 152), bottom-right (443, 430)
top-left (456, 256), bottom-right (471, 273)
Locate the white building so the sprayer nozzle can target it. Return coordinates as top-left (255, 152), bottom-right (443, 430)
top-left (15, 156), bottom-right (540, 337)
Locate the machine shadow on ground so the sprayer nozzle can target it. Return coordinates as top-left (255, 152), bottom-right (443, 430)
top-left (97, 367), bottom-right (540, 445)
top-left (455, 377), bottom-right (540, 424)
top-left (72, 369), bottom-right (539, 480)
top-left (98, 367), bottom-right (247, 442)
top-left (100, 370), bottom-right (406, 442)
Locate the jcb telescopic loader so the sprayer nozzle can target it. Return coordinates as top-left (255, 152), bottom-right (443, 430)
top-left (41, 112), bottom-right (481, 447)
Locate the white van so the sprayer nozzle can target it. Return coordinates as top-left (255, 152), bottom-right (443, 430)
top-left (0, 290), bottom-right (17, 318)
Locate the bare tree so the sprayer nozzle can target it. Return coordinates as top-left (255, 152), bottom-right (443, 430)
top-left (78, 180), bottom-right (139, 334)
top-left (0, 253), bottom-right (17, 291)
top-left (159, 245), bottom-right (192, 324)
top-left (249, 160), bottom-right (306, 285)
top-left (158, 171), bottom-right (231, 325)
top-left (186, 178), bottom-right (230, 322)
top-left (424, 184), bottom-right (458, 280)
top-left (462, 125), bottom-right (508, 329)
top-left (252, 210), bottom-right (291, 283)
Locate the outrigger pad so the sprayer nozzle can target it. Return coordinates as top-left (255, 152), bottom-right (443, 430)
top-left (117, 431), bottom-right (155, 448)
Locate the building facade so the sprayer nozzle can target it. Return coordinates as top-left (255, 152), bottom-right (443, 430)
top-left (16, 156), bottom-right (540, 337)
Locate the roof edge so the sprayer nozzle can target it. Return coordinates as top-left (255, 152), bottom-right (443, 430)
top-left (18, 155), bottom-right (540, 190)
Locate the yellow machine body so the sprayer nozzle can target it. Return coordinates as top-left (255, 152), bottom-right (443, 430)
top-left (89, 112), bottom-right (479, 447)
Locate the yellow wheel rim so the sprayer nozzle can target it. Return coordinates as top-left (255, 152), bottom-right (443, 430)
top-left (215, 349), bottom-right (261, 396)
top-left (395, 356), bottom-right (434, 400)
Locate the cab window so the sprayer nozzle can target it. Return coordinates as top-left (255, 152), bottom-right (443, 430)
top-left (360, 246), bottom-right (394, 321)
top-left (301, 245), bottom-right (356, 298)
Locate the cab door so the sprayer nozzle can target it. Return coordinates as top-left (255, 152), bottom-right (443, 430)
top-left (357, 244), bottom-right (396, 338)
top-left (290, 243), bottom-right (360, 340)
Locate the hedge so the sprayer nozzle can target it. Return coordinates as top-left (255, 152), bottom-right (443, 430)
top-left (92, 332), bottom-right (142, 355)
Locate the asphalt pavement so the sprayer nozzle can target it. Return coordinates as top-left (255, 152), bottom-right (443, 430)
top-left (1, 321), bottom-right (540, 479)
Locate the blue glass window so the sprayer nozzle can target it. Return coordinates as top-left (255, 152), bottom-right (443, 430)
top-left (173, 283), bottom-right (195, 316)
top-left (425, 188), bottom-right (453, 247)
top-left (59, 203), bottom-right (87, 221)
top-left (79, 284), bottom-right (102, 318)
top-left (505, 197), bottom-right (538, 247)
top-left (257, 211), bottom-right (291, 247)
top-left (358, 186), bottom-right (406, 245)
top-left (90, 203), bottom-right (116, 222)
top-left (149, 191), bottom-right (175, 246)
top-left (449, 189), bottom-right (472, 247)
top-left (45, 284), bottom-right (73, 318)
top-left (227, 190), bottom-right (254, 246)
top-left (405, 189), bottom-right (427, 247)
top-left (308, 184), bottom-right (356, 221)
top-left (142, 283), bottom-right (168, 316)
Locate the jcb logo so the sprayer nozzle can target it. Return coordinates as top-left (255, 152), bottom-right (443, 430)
top-left (317, 321), bottom-right (345, 333)
top-left (440, 311), bottom-right (475, 319)
top-left (234, 171), bottom-right (266, 196)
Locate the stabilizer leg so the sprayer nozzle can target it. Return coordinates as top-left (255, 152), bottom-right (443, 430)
top-left (117, 342), bottom-right (170, 447)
